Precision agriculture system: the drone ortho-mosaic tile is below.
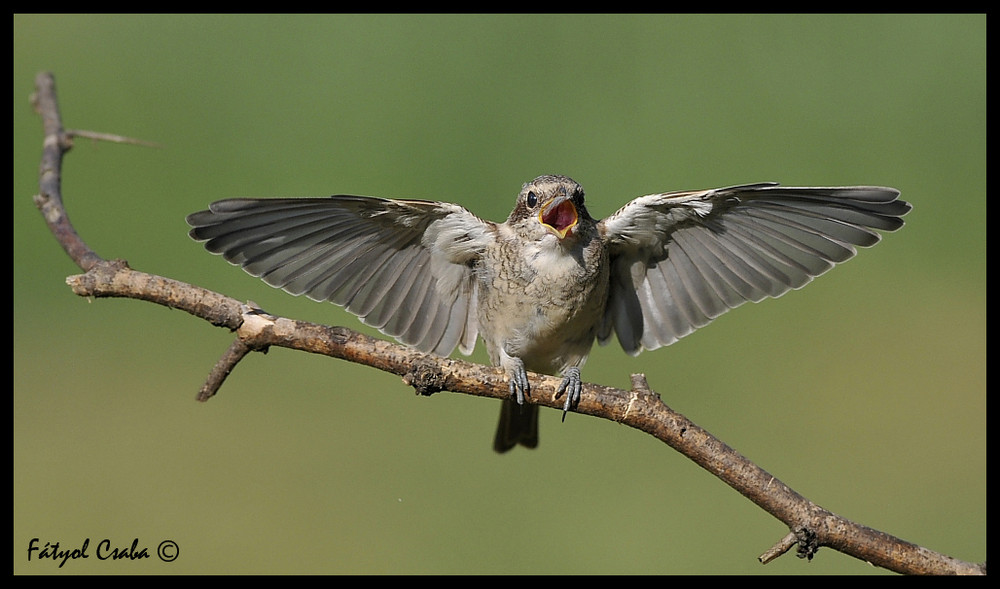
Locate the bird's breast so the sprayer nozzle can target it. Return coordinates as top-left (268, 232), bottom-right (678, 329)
top-left (477, 232), bottom-right (609, 373)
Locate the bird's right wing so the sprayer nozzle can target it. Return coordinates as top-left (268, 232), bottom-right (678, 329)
top-left (187, 196), bottom-right (496, 357)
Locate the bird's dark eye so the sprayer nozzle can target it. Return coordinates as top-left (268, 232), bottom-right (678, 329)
top-left (526, 191), bottom-right (537, 207)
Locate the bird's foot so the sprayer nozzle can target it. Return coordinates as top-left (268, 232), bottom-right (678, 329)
top-left (557, 367), bottom-right (582, 422)
top-left (505, 358), bottom-right (530, 405)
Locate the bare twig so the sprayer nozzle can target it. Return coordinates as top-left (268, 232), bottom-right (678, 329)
top-left (65, 128), bottom-right (163, 148)
top-left (30, 72), bottom-right (101, 271)
top-left (30, 71), bottom-right (985, 576)
top-left (195, 336), bottom-right (254, 402)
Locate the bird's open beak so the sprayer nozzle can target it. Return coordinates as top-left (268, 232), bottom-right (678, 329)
top-left (538, 196), bottom-right (579, 239)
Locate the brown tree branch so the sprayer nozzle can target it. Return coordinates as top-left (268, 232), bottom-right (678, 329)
top-left (29, 71), bottom-right (985, 576)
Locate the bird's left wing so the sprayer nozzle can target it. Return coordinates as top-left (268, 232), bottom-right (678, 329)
top-left (597, 183), bottom-right (911, 354)
top-left (187, 196), bottom-right (495, 357)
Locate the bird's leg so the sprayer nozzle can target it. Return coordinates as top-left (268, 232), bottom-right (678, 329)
top-left (557, 366), bottom-right (582, 421)
top-left (499, 352), bottom-right (530, 405)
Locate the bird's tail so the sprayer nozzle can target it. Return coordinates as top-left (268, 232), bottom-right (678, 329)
top-left (493, 400), bottom-right (539, 453)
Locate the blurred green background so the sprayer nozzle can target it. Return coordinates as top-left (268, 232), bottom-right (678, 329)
top-left (14, 14), bottom-right (984, 574)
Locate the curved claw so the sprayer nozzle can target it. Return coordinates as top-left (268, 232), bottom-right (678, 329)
top-left (506, 360), bottom-right (530, 405)
top-left (557, 367), bottom-right (582, 421)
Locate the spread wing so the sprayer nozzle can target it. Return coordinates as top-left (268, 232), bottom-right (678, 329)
top-left (187, 196), bottom-right (495, 357)
top-left (597, 183), bottom-right (911, 354)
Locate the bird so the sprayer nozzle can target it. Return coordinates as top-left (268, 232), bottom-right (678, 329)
top-left (186, 175), bottom-right (910, 452)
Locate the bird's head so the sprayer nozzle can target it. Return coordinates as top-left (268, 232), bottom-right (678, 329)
top-left (509, 175), bottom-right (590, 241)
